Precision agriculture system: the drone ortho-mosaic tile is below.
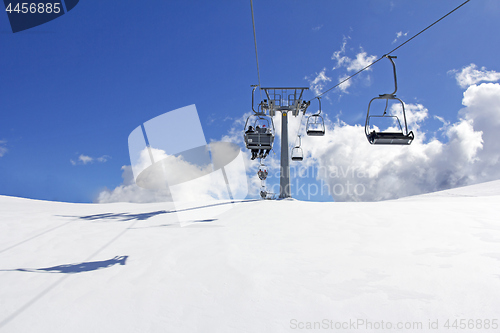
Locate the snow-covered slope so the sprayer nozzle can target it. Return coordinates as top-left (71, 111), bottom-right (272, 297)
top-left (400, 179), bottom-right (500, 199)
top-left (1, 181), bottom-right (500, 332)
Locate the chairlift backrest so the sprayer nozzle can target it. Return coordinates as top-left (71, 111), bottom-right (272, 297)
top-left (291, 141), bottom-right (303, 161)
top-left (364, 55), bottom-right (414, 145)
top-left (367, 114), bottom-right (403, 132)
top-left (306, 114), bottom-right (325, 136)
top-left (305, 97), bottom-right (326, 136)
top-left (244, 113), bottom-right (276, 150)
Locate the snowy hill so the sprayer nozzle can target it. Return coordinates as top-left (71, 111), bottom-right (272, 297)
top-left (401, 179), bottom-right (500, 199)
top-left (1, 181), bottom-right (500, 332)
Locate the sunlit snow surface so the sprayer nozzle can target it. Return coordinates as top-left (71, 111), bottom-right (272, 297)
top-left (1, 181), bottom-right (500, 332)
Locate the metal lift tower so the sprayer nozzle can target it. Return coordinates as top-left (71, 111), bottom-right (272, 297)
top-left (260, 87), bottom-right (310, 198)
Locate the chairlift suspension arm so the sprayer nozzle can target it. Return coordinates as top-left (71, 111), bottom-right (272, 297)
top-left (251, 85), bottom-right (258, 113)
top-left (384, 55), bottom-right (398, 96)
top-left (293, 135), bottom-right (302, 149)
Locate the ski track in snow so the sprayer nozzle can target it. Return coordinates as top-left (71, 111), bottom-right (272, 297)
top-left (0, 181), bottom-right (500, 332)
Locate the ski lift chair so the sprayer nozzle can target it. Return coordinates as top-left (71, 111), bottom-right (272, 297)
top-left (260, 189), bottom-right (276, 200)
top-left (365, 55), bottom-right (414, 145)
top-left (244, 114), bottom-right (275, 150)
top-left (291, 135), bottom-right (304, 161)
top-left (306, 98), bottom-right (325, 136)
top-left (244, 86), bottom-right (276, 151)
top-left (258, 169), bottom-right (268, 180)
top-left (260, 190), bottom-right (267, 199)
top-left (291, 147), bottom-right (303, 161)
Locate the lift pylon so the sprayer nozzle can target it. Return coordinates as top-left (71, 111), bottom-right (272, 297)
top-left (258, 87), bottom-right (310, 198)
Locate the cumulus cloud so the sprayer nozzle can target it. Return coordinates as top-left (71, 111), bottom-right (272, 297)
top-left (97, 143), bottom-right (248, 203)
top-left (0, 140), bottom-right (7, 157)
top-left (331, 37), bottom-right (376, 73)
top-left (305, 68), bottom-right (332, 96)
top-left (300, 80), bottom-right (500, 201)
top-left (100, 108), bottom-right (297, 204)
top-left (305, 36), bottom-right (378, 98)
top-left (78, 155), bottom-right (93, 164)
top-left (331, 38), bottom-right (377, 94)
top-left (96, 155), bottom-right (110, 163)
top-left (337, 74), bottom-right (352, 93)
top-left (71, 154), bottom-right (110, 165)
top-left (344, 51), bottom-right (378, 72)
top-left (299, 61), bottom-right (500, 201)
top-left (99, 64), bottom-right (500, 203)
top-left (97, 165), bottom-right (173, 203)
top-left (450, 64), bottom-right (500, 89)
top-left (331, 36), bottom-right (350, 69)
top-left (331, 49), bottom-right (377, 95)
top-left (392, 31), bottom-right (408, 44)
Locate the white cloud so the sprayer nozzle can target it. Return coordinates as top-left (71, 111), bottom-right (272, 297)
top-left (312, 24), bottom-right (323, 31)
top-left (331, 48), bottom-right (377, 94)
top-left (301, 82), bottom-right (500, 201)
top-left (337, 74), bottom-right (351, 93)
top-left (71, 154), bottom-right (110, 165)
top-left (305, 37), bottom-right (377, 98)
top-left (345, 51), bottom-right (377, 72)
top-left (331, 36), bottom-right (350, 69)
top-left (79, 154), bottom-right (93, 164)
top-left (96, 155), bottom-right (110, 163)
top-left (100, 78), bottom-right (500, 203)
top-left (392, 31), bottom-right (408, 44)
top-left (331, 36), bottom-right (376, 73)
top-left (98, 142), bottom-right (249, 203)
top-left (206, 113), bottom-right (216, 125)
top-left (0, 140), bottom-right (7, 157)
top-left (433, 115), bottom-right (450, 131)
top-left (329, 37), bottom-right (377, 94)
top-left (100, 108), bottom-right (300, 203)
top-left (459, 83), bottom-right (500, 174)
top-left (97, 165), bottom-right (173, 203)
top-left (236, 81), bottom-right (500, 202)
top-left (450, 64), bottom-right (500, 89)
top-left (305, 68), bottom-right (332, 96)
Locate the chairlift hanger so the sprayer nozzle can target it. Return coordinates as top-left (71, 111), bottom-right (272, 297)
top-left (365, 55), bottom-right (414, 145)
top-left (306, 98), bottom-right (326, 136)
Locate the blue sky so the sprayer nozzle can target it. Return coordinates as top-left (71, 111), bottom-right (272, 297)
top-left (1, 0), bottom-right (500, 203)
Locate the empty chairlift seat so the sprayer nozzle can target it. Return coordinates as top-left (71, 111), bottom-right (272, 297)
top-left (306, 98), bottom-right (325, 136)
top-left (291, 135), bottom-right (304, 161)
top-left (365, 110), bottom-right (414, 145)
top-left (365, 55), bottom-right (414, 145)
top-left (306, 114), bottom-right (325, 136)
top-left (366, 123), bottom-right (414, 145)
top-left (291, 146), bottom-right (303, 161)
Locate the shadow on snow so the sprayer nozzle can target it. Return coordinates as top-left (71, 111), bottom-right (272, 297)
top-left (56, 199), bottom-right (258, 222)
top-left (2, 255), bottom-right (128, 274)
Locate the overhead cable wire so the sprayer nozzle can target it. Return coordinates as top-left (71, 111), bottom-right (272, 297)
top-left (309, 0), bottom-right (471, 102)
top-left (250, 0), bottom-right (263, 100)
